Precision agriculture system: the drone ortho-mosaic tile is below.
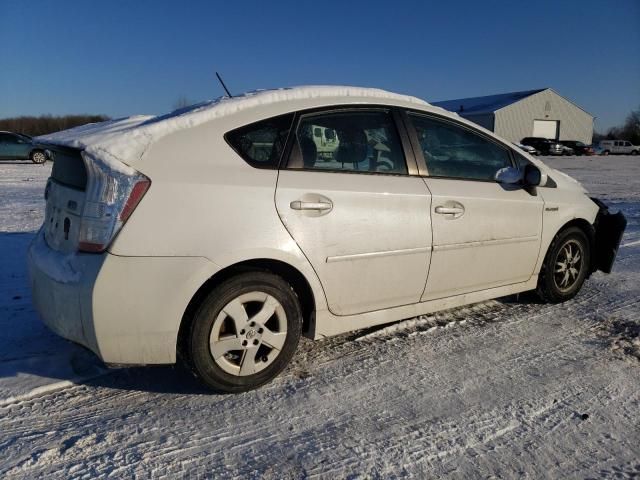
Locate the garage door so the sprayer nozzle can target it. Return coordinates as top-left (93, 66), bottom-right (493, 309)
top-left (532, 120), bottom-right (558, 139)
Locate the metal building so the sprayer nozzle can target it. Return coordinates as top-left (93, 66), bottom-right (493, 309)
top-left (432, 88), bottom-right (594, 144)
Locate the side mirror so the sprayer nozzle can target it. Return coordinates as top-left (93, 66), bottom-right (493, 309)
top-left (524, 164), bottom-right (547, 187)
top-left (496, 165), bottom-right (548, 187)
top-left (494, 166), bottom-right (522, 184)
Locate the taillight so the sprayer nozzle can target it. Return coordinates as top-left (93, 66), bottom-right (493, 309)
top-left (78, 152), bottom-right (150, 253)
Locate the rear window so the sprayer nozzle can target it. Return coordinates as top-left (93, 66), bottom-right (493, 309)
top-left (225, 113), bottom-right (294, 169)
top-left (50, 146), bottom-right (87, 190)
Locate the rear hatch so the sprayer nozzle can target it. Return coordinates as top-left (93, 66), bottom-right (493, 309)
top-left (43, 146), bottom-right (150, 254)
top-left (44, 146), bottom-right (88, 253)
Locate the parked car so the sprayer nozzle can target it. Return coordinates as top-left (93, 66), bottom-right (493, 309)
top-left (28, 86), bottom-right (626, 393)
top-left (513, 142), bottom-right (539, 155)
top-left (558, 144), bottom-right (575, 156)
top-left (559, 140), bottom-right (594, 156)
top-left (598, 140), bottom-right (639, 155)
top-left (521, 137), bottom-right (564, 155)
top-left (0, 131), bottom-right (52, 163)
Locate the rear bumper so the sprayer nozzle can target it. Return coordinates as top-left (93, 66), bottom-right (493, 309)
top-left (591, 198), bottom-right (627, 274)
top-left (28, 230), bottom-right (219, 365)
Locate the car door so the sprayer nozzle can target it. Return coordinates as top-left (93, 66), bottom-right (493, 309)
top-left (275, 108), bottom-right (432, 316)
top-left (5, 134), bottom-right (25, 159)
top-left (0, 133), bottom-right (12, 159)
top-left (613, 141), bottom-right (622, 154)
top-left (403, 111), bottom-right (544, 301)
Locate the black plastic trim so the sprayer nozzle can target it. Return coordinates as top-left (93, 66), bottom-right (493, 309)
top-left (591, 198), bottom-right (627, 274)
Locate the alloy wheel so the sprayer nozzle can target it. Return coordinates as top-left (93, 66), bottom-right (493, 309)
top-left (553, 239), bottom-right (584, 292)
top-left (32, 151), bottom-right (46, 164)
top-left (209, 292), bottom-right (287, 376)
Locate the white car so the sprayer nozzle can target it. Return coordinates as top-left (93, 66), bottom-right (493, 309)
top-left (29, 86), bottom-right (626, 393)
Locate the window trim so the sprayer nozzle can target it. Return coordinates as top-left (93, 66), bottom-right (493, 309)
top-left (401, 108), bottom-right (518, 182)
top-left (280, 105), bottom-right (419, 177)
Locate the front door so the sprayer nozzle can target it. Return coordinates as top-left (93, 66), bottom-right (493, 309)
top-left (405, 112), bottom-right (544, 301)
top-left (275, 108), bottom-right (432, 316)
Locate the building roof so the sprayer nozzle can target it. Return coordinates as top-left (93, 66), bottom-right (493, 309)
top-left (432, 88), bottom-right (547, 115)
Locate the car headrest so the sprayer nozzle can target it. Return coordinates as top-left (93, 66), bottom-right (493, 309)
top-left (299, 137), bottom-right (317, 168)
top-left (336, 129), bottom-right (368, 166)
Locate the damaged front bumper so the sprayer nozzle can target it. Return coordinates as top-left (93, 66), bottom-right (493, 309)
top-left (591, 198), bottom-right (627, 274)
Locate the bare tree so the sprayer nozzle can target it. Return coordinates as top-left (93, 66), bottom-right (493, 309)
top-left (173, 96), bottom-right (193, 110)
top-left (0, 114), bottom-right (110, 136)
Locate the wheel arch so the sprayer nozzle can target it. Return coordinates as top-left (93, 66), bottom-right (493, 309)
top-left (548, 218), bottom-right (596, 273)
top-left (30, 147), bottom-right (45, 155)
top-left (177, 258), bottom-right (317, 361)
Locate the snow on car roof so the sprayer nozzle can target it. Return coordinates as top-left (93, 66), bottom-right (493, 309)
top-left (37, 85), bottom-right (430, 168)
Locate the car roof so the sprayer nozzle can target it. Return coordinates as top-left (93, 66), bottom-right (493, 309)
top-left (36, 85), bottom-right (458, 168)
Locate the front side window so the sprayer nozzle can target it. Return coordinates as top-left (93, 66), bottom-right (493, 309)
top-left (225, 113), bottom-right (294, 168)
top-left (287, 110), bottom-right (407, 174)
top-left (408, 114), bottom-right (511, 181)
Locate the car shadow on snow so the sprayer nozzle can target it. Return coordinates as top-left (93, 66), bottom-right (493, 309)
top-left (82, 362), bottom-right (215, 396)
top-left (0, 159), bottom-right (50, 165)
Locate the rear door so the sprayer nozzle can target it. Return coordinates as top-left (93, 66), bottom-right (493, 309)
top-left (404, 111), bottom-right (544, 301)
top-left (275, 108), bottom-right (432, 316)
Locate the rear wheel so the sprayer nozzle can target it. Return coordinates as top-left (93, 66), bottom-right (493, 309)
top-left (30, 150), bottom-right (46, 164)
top-left (536, 227), bottom-right (590, 303)
top-left (602, 150), bottom-right (610, 156)
top-left (188, 272), bottom-right (302, 393)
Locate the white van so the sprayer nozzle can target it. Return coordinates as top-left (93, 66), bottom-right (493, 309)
top-left (311, 125), bottom-right (340, 159)
top-left (598, 140), bottom-right (639, 155)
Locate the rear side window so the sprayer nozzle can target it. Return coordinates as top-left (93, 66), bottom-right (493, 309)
top-left (225, 113), bottom-right (294, 169)
top-left (286, 110), bottom-right (408, 174)
top-left (408, 114), bottom-right (511, 181)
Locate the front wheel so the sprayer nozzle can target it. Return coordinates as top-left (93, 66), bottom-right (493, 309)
top-left (536, 227), bottom-right (590, 303)
top-left (188, 271), bottom-right (302, 393)
top-left (631, 150), bottom-right (638, 156)
top-left (30, 150), bottom-right (47, 164)
top-left (602, 150), bottom-right (610, 156)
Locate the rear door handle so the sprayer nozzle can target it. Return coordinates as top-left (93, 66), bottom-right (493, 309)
top-left (290, 200), bottom-right (333, 211)
top-left (434, 202), bottom-right (465, 219)
top-left (435, 206), bottom-right (464, 215)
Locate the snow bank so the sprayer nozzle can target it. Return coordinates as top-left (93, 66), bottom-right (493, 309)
top-left (37, 86), bottom-right (429, 168)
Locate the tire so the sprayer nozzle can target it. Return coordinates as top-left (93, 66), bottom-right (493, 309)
top-left (30, 150), bottom-right (47, 164)
top-left (631, 150), bottom-right (638, 156)
top-left (187, 271), bottom-right (302, 393)
top-left (602, 150), bottom-right (610, 156)
top-left (536, 226), bottom-right (591, 303)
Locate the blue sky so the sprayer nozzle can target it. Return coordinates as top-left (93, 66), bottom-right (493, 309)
top-left (1, 0), bottom-right (638, 131)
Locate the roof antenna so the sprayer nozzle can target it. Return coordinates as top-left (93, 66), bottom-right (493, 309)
top-left (215, 72), bottom-right (233, 98)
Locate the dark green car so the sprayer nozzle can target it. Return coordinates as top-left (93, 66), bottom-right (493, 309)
top-left (0, 131), bottom-right (52, 163)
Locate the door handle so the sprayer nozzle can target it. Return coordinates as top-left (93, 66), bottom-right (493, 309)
top-left (434, 202), bottom-right (465, 219)
top-left (434, 206), bottom-right (464, 215)
top-left (290, 200), bottom-right (333, 211)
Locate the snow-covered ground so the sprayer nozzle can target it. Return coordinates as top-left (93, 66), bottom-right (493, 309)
top-left (1, 156), bottom-right (638, 478)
